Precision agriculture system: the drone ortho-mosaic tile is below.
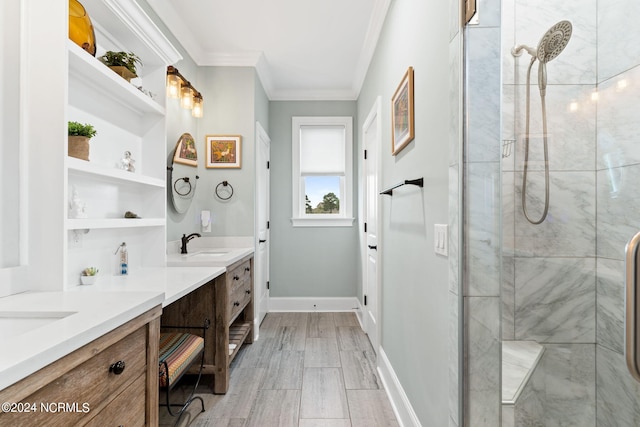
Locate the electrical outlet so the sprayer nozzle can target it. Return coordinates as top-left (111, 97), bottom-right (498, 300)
top-left (434, 224), bottom-right (448, 256)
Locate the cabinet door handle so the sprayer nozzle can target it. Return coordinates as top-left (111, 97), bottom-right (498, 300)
top-left (233, 275), bottom-right (240, 280)
top-left (245, 290), bottom-right (251, 294)
top-left (109, 361), bottom-right (126, 375)
top-left (245, 267), bottom-right (251, 272)
top-left (233, 301), bottom-right (240, 306)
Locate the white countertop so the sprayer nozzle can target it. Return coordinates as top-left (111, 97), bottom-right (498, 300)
top-left (70, 267), bottom-right (226, 306)
top-left (166, 247), bottom-right (254, 268)
top-left (0, 266), bottom-right (225, 391)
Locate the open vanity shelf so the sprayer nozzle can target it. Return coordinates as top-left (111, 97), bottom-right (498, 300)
top-left (65, 0), bottom-right (181, 288)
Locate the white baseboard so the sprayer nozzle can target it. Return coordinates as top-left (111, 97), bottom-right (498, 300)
top-left (268, 297), bottom-right (360, 312)
top-left (378, 347), bottom-right (422, 427)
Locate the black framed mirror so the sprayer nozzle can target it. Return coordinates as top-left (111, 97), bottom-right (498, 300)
top-left (169, 133), bottom-right (199, 214)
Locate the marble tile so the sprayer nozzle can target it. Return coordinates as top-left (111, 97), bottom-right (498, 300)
top-left (501, 0), bottom-right (516, 85)
top-left (596, 258), bottom-right (624, 354)
top-left (465, 296), bottom-right (501, 426)
top-left (514, 171), bottom-right (596, 257)
top-left (466, 27), bottom-right (502, 163)
top-left (465, 162), bottom-right (501, 296)
top-left (449, 291), bottom-right (460, 426)
top-left (244, 389), bottom-right (300, 427)
top-left (512, 84), bottom-right (596, 172)
top-left (596, 345), bottom-right (640, 426)
top-left (502, 340), bottom-right (544, 404)
top-left (501, 85), bottom-right (516, 172)
top-left (475, 0), bottom-right (501, 28)
top-left (305, 338), bottom-right (341, 368)
top-left (514, 257), bottom-right (595, 343)
top-left (597, 66), bottom-right (640, 170)
top-left (502, 172), bottom-right (516, 341)
top-left (300, 367), bottom-right (349, 419)
top-left (515, 344), bottom-right (596, 427)
top-left (515, 0), bottom-right (597, 85)
top-left (340, 350), bottom-right (380, 390)
top-left (260, 350), bottom-right (304, 390)
top-left (347, 390), bottom-right (397, 426)
top-left (502, 255), bottom-right (515, 341)
top-left (449, 34), bottom-right (462, 167)
top-left (502, 404), bottom-right (514, 427)
top-left (449, 165), bottom-right (460, 295)
top-left (598, 0), bottom-right (640, 82)
top-left (597, 165), bottom-right (640, 260)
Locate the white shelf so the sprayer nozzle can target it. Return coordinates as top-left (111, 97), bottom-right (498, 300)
top-left (67, 156), bottom-right (164, 187)
top-left (66, 218), bottom-right (165, 230)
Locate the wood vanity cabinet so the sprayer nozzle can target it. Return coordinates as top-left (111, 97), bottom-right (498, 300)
top-left (0, 305), bottom-right (161, 426)
top-left (161, 253), bottom-right (254, 394)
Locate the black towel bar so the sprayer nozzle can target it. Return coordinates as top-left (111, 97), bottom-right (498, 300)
top-left (380, 178), bottom-right (424, 196)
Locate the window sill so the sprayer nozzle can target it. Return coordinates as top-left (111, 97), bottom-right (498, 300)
top-left (291, 217), bottom-right (355, 227)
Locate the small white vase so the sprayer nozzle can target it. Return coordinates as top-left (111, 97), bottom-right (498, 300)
top-left (80, 275), bottom-right (97, 285)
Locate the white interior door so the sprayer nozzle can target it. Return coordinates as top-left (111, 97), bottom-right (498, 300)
top-left (363, 97), bottom-right (381, 353)
top-left (255, 122), bottom-right (271, 335)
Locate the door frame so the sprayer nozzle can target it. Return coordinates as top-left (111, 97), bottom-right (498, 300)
top-left (361, 96), bottom-right (382, 354)
top-left (255, 120), bottom-right (271, 339)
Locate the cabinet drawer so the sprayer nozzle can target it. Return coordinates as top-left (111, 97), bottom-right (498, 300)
top-left (0, 327), bottom-right (146, 426)
top-left (227, 259), bottom-right (251, 291)
top-left (84, 374), bottom-right (145, 427)
top-left (229, 278), bottom-right (251, 321)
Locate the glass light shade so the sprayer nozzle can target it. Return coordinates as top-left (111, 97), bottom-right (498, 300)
top-left (180, 85), bottom-right (194, 109)
top-left (192, 96), bottom-right (203, 118)
top-left (69, 0), bottom-right (96, 56)
top-left (166, 73), bottom-right (180, 98)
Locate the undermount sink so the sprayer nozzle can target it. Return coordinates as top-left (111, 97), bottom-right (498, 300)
top-left (0, 311), bottom-right (77, 340)
top-left (187, 250), bottom-right (229, 258)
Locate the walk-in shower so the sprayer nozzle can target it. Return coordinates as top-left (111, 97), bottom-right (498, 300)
top-left (511, 20), bottom-right (572, 224)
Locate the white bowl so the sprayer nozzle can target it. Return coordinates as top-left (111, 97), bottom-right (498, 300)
top-left (80, 275), bottom-right (97, 285)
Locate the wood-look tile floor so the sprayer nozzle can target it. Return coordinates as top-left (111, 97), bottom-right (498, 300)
top-left (159, 312), bottom-right (398, 427)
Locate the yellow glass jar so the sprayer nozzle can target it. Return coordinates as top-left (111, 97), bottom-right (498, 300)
top-left (69, 0), bottom-right (96, 56)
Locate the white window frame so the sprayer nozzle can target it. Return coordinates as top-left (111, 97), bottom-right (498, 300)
top-left (291, 116), bottom-right (354, 227)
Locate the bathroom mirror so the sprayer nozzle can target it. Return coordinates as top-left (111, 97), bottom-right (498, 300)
top-left (169, 133), bottom-right (199, 214)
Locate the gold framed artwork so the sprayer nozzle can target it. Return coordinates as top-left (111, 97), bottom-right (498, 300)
top-left (391, 66), bottom-right (415, 155)
top-left (206, 135), bottom-right (242, 169)
top-left (173, 132), bottom-right (198, 167)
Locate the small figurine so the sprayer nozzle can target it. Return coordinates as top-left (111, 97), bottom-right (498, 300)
top-left (121, 151), bottom-right (135, 172)
top-left (69, 187), bottom-right (87, 219)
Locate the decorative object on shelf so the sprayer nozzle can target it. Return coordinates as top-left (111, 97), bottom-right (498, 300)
top-left (114, 242), bottom-right (128, 276)
top-left (206, 135), bottom-right (242, 169)
top-left (166, 66), bottom-right (204, 118)
top-left (173, 133), bottom-right (198, 167)
top-left (215, 181), bottom-right (234, 201)
top-left (68, 0), bottom-right (96, 56)
top-left (99, 51), bottom-right (142, 82)
top-left (120, 150), bottom-right (136, 172)
top-left (80, 266), bottom-right (99, 285)
top-left (124, 211), bottom-right (140, 218)
top-left (391, 66), bottom-right (415, 155)
top-left (68, 121), bottom-right (97, 161)
top-left (68, 186), bottom-right (88, 218)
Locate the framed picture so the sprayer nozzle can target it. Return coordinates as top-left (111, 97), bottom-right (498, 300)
top-left (206, 135), bottom-right (242, 169)
top-left (172, 132), bottom-right (198, 167)
top-left (391, 66), bottom-right (415, 155)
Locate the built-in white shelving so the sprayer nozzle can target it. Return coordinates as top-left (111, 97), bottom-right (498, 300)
top-left (67, 218), bottom-right (165, 230)
top-left (67, 156), bottom-right (164, 187)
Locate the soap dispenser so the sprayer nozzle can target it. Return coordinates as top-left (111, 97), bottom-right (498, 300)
top-left (114, 242), bottom-right (128, 275)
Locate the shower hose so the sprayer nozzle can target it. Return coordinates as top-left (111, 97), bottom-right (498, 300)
top-left (521, 56), bottom-right (550, 224)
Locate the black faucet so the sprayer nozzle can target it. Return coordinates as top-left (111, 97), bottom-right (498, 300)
top-left (180, 233), bottom-right (201, 254)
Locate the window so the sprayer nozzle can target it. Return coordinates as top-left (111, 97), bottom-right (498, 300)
top-left (292, 116), bottom-right (354, 227)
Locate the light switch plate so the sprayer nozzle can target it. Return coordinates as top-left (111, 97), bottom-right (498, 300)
top-left (434, 224), bottom-right (448, 256)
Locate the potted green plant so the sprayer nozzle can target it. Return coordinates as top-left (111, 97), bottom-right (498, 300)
top-left (99, 51), bottom-right (142, 82)
top-left (68, 121), bottom-right (97, 161)
top-left (80, 266), bottom-right (99, 285)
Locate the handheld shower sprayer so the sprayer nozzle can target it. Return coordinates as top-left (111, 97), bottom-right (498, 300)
top-left (511, 20), bottom-right (572, 224)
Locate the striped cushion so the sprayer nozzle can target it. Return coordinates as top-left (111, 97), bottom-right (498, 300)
top-left (158, 332), bottom-right (204, 388)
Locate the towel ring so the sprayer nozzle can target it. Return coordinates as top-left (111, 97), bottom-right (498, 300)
top-left (174, 176), bottom-right (198, 197)
top-left (215, 181), bottom-right (234, 200)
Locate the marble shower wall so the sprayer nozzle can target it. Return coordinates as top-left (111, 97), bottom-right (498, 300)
top-left (594, 0), bottom-right (640, 422)
top-left (501, 0), bottom-right (599, 424)
top-left (463, 0), bottom-right (502, 424)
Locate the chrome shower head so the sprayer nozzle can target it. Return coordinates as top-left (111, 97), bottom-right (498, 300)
top-left (536, 20), bottom-right (572, 64)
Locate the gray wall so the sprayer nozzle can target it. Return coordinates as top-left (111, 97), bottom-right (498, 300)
top-left (356, 0), bottom-right (451, 423)
top-left (268, 101), bottom-right (358, 298)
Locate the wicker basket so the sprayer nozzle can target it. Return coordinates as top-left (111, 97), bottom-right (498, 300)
top-left (68, 135), bottom-right (90, 161)
top-left (108, 66), bottom-right (137, 82)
